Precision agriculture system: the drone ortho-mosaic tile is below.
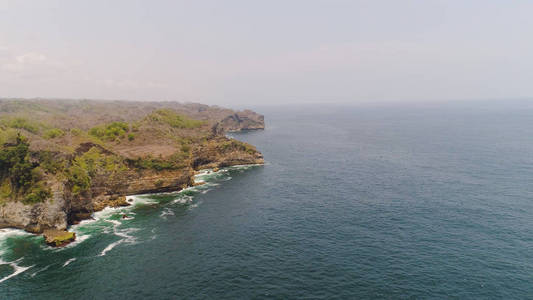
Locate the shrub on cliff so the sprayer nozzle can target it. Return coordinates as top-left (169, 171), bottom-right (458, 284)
top-left (0, 135), bottom-right (51, 202)
top-left (24, 183), bottom-right (52, 204)
top-left (66, 147), bottom-right (128, 195)
top-left (130, 149), bottom-right (189, 171)
top-left (43, 128), bottom-right (65, 139)
top-left (66, 164), bottom-right (91, 195)
top-left (146, 109), bottom-right (205, 129)
top-left (0, 135), bottom-right (33, 190)
top-left (0, 128), bottom-right (19, 145)
top-left (36, 151), bottom-right (65, 174)
top-left (89, 121), bottom-right (130, 141)
top-left (1, 117), bottom-right (41, 134)
top-left (218, 139), bottom-right (258, 155)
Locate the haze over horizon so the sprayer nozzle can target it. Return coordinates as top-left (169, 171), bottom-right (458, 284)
top-left (1, 0), bottom-right (532, 105)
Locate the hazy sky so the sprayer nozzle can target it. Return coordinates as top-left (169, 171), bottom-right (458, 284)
top-left (1, 0), bottom-right (533, 105)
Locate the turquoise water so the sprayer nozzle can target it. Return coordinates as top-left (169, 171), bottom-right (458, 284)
top-left (1, 102), bottom-right (533, 299)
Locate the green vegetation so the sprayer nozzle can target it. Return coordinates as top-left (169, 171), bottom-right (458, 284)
top-left (0, 127), bottom-right (20, 145)
top-left (1, 117), bottom-right (41, 134)
top-left (66, 147), bottom-right (127, 195)
top-left (70, 128), bottom-right (82, 136)
top-left (45, 230), bottom-right (75, 247)
top-left (0, 100), bottom-right (263, 207)
top-left (181, 144), bottom-right (190, 153)
top-left (131, 157), bottom-right (176, 171)
top-left (44, 128), bottom-right (65, 139)
top-left (0, 180), bottom-right (12, 202)
top-left (0, 135), bottom-right (51, 203)
top-left (131, 152), bottom-right (188, 171)
top-left (66, 164), bottom-right (91, 195)
top-left (0, 101), bottom-right (50, 114)
top-left (147, 109), bottom-right (205, 129)
top-left (89, 121), bottom-right (130, 141)
top-left (219, 139), bottom-right (257, 155)
top-left (24, 183), bottom-right (52, 204)
top-left (36, 151), bottom-right (64, 174)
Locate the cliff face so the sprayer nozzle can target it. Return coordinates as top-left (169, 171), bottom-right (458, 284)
top-left (0, 100), bottom-right (264, 233)
top-left (192, 137), bottom-right (264, 169)
top-left (0, 182), bottom-right (68, 232)
top-left (212, 110), bottom-right (265, 134)
top-left (67, 167), bottom-right (195, 224)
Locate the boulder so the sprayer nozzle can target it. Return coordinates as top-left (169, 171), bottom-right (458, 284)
top-left (43, 229), bottom-right (76, 247)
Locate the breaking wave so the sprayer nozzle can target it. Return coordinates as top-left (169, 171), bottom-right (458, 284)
top-left (0, 164), bottom-right (262, 282)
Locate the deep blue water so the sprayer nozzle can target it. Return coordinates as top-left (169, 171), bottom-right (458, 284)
top-left (1, 101), bottom-right (533, 299)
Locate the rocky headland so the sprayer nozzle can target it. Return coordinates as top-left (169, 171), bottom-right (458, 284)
top-left (0, 99), bottom-right (264, 246)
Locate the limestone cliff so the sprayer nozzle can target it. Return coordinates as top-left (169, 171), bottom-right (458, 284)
top-left (0, 99), bottom-right (264, 234)
top-left (212, 110), bottom-right (265, 134)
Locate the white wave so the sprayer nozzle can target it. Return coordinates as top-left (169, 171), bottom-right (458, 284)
top-left (0, 229), bottom-right (33, 257)
top-left (100, 240), bottom-right (123, 256)
top-left (71, 217), bottom-right (98, 229)
top-left (128, 195), bottom-right (158, 206)
top-left (100, 228), bottom-right (138, 256)
top-left (114, 227), bottom-right (138, 240)
top-left (0, 259), bottom-right (33, 284)
top-left (194, 169), bottom-right (213, 177)
top-left (99, 217), bottom-right (138, 256)
top-left (226, 163), bottom-right (264, 169)
top-left (82, 164), bottom-right (261, 255)
top-left (172, 195), bottom-right (193, 205)
top-left (0, 229), bottom-right (32, 247)
top-left (160, 208), bottom-right (175, 218)
top-left (29, 265), bottom-right (50, 278)
top-left (0, 228), bottom-right (31, 238)
top-left (62, 197), bottom-right (142, 252)
top-left (70, 233), bottom-right (90, 245)
top-left (93, 206), bottom-right (123, 220)
top-left (193, 168), bottom-right (226, 183)
top-left (50, 233), bottom-right (91, 252)
top-left (90, 197), bottom-right (144, 222)
top-left (62, 258), bottom-right (76, 267)
top-left (106, 219), bottom-right (122, 226)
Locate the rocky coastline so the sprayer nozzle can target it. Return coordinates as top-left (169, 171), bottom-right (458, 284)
top-left (0, 99), bottom-right (265, 246)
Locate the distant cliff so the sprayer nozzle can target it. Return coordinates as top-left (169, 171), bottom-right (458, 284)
top-left (213, 110), bottom-right (265, 134)
top-left (0, 99), bottom-right (264, 235)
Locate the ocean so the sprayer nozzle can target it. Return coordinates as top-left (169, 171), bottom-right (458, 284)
top-left (1, 101), bottom-right (533, 299)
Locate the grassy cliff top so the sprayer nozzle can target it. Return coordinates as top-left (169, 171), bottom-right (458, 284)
top-left (0, 99), bottom-right (264, 157)
top-left (0, 99), bottom-right (264, 205)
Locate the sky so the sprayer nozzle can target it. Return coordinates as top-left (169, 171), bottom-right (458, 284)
top-left (1, 0), bottom-right (533, 105)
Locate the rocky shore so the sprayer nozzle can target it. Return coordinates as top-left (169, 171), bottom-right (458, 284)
top-left (0, 99), bottom-right (265, 246)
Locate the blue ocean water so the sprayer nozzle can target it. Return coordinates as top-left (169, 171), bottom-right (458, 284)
top-left (1, 101), bottom-right (533, 299)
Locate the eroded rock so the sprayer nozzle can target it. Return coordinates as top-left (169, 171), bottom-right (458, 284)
top-left (43, 229), bottom-right (76, 247)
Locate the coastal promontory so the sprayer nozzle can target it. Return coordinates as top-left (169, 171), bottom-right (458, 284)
top-left (0, 99), bottom-right (264, 244)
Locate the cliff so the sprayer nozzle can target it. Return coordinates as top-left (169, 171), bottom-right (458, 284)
top-left (0, 99), bottom-right (264, 237)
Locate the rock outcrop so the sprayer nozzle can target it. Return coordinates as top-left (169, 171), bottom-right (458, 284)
top-left (43, 229), bottom-right (75, 247)
top-left (212, 110), bottom-right (265, 134)
top-left (0, 182), bottom-right (68, 233)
